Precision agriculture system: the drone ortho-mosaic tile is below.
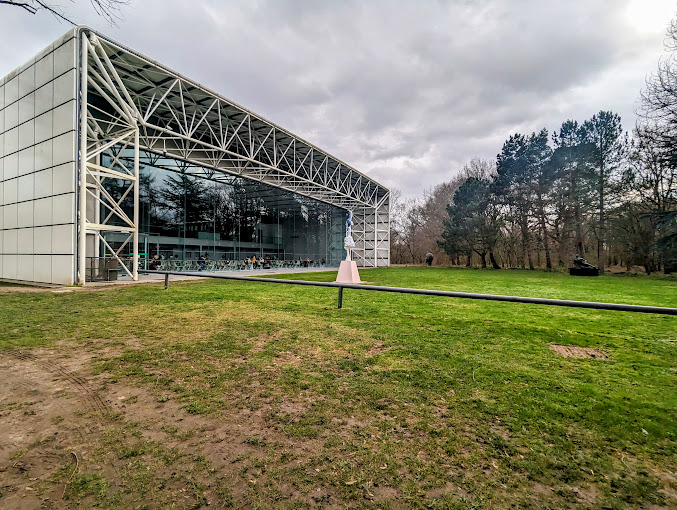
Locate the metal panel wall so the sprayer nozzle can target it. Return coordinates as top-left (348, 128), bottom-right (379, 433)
top-left (0, 30), bottom-right (78, 284)
top-left (351, 200), bottom-right (390, 268)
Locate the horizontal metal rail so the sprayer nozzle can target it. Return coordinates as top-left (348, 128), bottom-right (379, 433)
top-left (138, 270), bottom-right (677, 316)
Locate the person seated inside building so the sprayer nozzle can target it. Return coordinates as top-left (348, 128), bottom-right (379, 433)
top-left (149, 255), bottom-right (162, 271)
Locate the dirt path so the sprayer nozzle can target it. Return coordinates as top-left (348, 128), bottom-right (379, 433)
top-left (0, 349), bottom-right (107, 508)
top-left (0, 347), bottom-right (343, 509)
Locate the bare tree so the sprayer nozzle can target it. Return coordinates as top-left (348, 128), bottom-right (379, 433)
top-left (388, 188), bottom-right (410, 264)
top-left (461, 158), bottom-right (495, 180)
top-left (415, 178), bottom-right (464, 264)
top-left (0, 0), bottom-right (129, 25)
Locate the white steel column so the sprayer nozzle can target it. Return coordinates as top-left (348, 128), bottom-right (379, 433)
top-left (374, 205), bottom-right (378, 268)
top-left (78, 32), bottom-right (89, 285)
top-left (132, 126), bottom-right (139, 281)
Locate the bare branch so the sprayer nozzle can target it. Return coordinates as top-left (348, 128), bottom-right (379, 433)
top-left (34, 0), bottom-right (76, 25)
top-left (0, 0), bottom-right (130, 25)
top-left (0, 0), bottom-right (38, 14)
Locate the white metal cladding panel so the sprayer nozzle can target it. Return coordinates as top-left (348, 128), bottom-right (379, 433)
top-left (351, 205), bottom-right (389, 268)
top-left (0, 31), bottom-right (78, 284)
top-left (34, 225), bottom-right (52, 253)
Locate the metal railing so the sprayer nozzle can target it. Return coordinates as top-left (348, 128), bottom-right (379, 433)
top-left (138, 270), bottom-right (677, 316)
top-left (141, 259), bottom-right (327, 273)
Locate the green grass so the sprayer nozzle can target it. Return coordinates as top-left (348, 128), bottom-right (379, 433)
top-left (1, 267), bottom-right (676, 508)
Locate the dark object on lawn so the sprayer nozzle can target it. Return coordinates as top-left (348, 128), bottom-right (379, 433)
top-left (570, 255), bottom-right (599, 276)
top-left (425, 253), bottom-right (434, 266)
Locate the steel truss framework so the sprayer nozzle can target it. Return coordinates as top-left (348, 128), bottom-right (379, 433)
top-left (76, 28), bottom-right (390, 284)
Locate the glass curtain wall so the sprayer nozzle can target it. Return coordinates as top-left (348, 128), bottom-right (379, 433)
top-left (100, 153), bottom-right (346, 268)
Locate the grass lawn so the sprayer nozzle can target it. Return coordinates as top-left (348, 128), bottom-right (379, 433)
top-left (0, 267), bottom-right (676, 508)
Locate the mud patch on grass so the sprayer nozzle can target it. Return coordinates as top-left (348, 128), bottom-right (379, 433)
top-left (366, 342), bottom-right (390, 357)
top-left (549, 344), bottom-right (609, 359)
top-left (249, 330), bottom-right (283, 353)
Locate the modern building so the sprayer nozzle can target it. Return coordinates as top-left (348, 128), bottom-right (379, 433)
top-left (0, 27), bottom-right (390, 285)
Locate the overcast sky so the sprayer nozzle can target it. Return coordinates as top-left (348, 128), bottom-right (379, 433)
top-left (1, 0), bottom-right (676, 196)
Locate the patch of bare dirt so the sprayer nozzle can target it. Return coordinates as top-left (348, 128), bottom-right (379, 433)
top-left (549, 344), bottom-right (609, 359)
top-left (248, 330), bottom-right (282, 353)
top-left (426, 481), bottom-right (472, 501)
top-left (366, 342), bottom-right (390, 357)
top-left (0, 285), bottom-right (54, 293)
top-left (0, 346), bottom-right (399, 508)
top-left (273, 351), bottom-right (304, 366)
top-left (0, 350), bottom-right (112, 509)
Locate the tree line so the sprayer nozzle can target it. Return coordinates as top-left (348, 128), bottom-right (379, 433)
top-left (390, 22), bottom-right (677, 274)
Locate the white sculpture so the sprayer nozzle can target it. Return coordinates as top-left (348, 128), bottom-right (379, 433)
top-left (344, 210), bottom-right (356, 260)
top-left (336, 210), bottom-right (361, 284)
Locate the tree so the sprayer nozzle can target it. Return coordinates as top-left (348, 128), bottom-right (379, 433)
top-left (388, 188), bottom-right (410, 264)
top-left (581, 111), bottom-right (626, 273)
top-left (388, 176), bottom-right (466, 265)
top-left (412, 177), bottom-right (465, 265)
top-left (440, 177), bottom-right (502, 269)
top-left (551, 120), bottom-right (596, 262)
top-left (621, 125), bottom-right (677, 271)
top-left (461, 158), bottom-right (495, 180)
top-left (0, 0), bottom-right (129, 25)
top-left (526, 129), bottom-right (554, 269)
top-left (637, 18), bottom-right (677, 272)
top-left (639, 19), bottom-right (677, 168)
top-left (495, 133), bottom-right (545, 269)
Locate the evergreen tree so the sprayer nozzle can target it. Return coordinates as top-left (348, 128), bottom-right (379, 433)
top-left (581, 111), bottom-right (626, 272)
top-left (551, 120), bottom-right (596, 261)
top-left (440, 177), bottom-right (502, 268)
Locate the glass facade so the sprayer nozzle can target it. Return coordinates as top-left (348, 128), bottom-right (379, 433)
top-left (100, 154), bottom-right (346, 269)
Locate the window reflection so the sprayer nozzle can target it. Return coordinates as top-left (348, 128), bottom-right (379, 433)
top-left (100, 154), bottom-right (345, 267)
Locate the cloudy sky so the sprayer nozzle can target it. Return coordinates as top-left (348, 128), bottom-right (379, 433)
top-left (1, 0), bottom-right (675, 196)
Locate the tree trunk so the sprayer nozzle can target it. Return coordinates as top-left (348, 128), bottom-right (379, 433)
top-left (477, 252), bottom-right (487, 268)
top-left (520, 211), bottom-right (534, 270)
top-left (489, 250), bottom-right (501, 269)
top-left (572, 172), bottom-right (586, 259)
top-left (466, 252), bottom-right (472, 267)
top-left (598, 159), bottom-right (605, 273)
top-left (538, 197), bottom-right (552, 269)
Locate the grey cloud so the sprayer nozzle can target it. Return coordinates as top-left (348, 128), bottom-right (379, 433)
top-left (0, 0), bottom-right (670, 197)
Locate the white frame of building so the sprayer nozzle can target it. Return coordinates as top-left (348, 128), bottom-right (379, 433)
top-left (77, 27), bottom-right (389, 284)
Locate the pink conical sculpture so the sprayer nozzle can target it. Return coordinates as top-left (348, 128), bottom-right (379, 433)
top-left (336, 259), bottom-right (362, 284)
top-left (336, 210), bottom-right (362, 284)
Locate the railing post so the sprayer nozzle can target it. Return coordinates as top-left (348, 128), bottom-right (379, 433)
top-left (164, 273), bottom-right (169, 290)
top-left (338, 286), bottom-right (343, 309)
